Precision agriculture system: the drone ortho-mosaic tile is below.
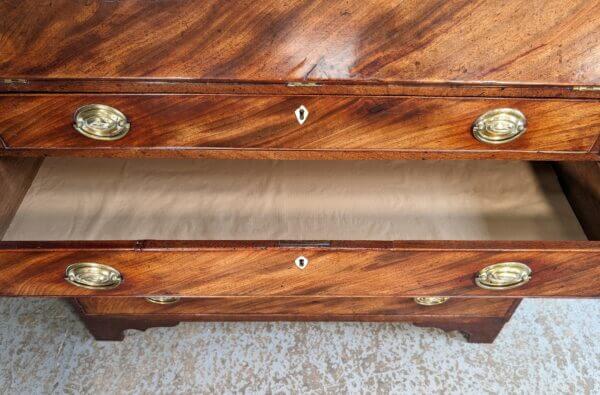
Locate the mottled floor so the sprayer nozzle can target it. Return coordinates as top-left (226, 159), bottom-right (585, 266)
top-left (0, 298), bottom-right (598, 394)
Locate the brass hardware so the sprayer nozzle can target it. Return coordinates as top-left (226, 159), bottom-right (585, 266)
top-left (295, 105), bottom-right (309, 125)
top-left (287, 82), bottom-right (321, 87)
top-left (278, 241), bottom-right (331, 247)
top-left (475, 262), bottom-right (532, 290)
top-left (2, 78), bottom-right (28, 84)
top-left (146, 296), bottom-right (181, 305)
top-left (65, 262), bottom-right (122, 290)
top-left (572, 86), bottom-right (600, 92)
top-left (295, 256), bottom-right (309, 269)
top-left (73, 104), bottom-right (130, 141)
top-left (472, 108), bottom-right (526, 144)
top-left (414, 296), bottom-right (450, 306)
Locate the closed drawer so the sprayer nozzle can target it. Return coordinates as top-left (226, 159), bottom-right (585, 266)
top-left (0, 95), bottom-right (599, 160)
top-left (0, 159), bottom-right (598, 299)
top-left (0, 240), bottom-right (598, 298)
top-left (76, 296), bottom-right (517, 318)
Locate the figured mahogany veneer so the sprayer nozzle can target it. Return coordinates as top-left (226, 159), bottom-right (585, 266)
top-left (1, 0), bottom-right (599, 87)
top-left (0, 241), bottom-right (598, 298)
top-left (1, 0), bottom-right (599, 343)
top-left (0, 95), bottom-right (598, 160)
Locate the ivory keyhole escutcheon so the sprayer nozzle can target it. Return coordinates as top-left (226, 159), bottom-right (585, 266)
top-left (295, 256), bottom-right (309, 269)
top-left (295, 105), bottom-right (309, 125)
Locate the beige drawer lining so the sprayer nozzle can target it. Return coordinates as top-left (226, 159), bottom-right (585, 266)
top-left (3, 159), bottom-right (586, 241)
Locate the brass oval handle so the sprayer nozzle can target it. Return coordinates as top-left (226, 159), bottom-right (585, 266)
top-left (475, 262), bottom-right (532, 290)
top-left (73, 104), bottom-right (130, 141)
top-left (472, 108), bottom-right (526, 144)
top-left (65, 262), bottom-right (122, 290)
top-left (414, 296), bottom-right (450, 306)
top-left (146, 296), bottom-right (181, 305)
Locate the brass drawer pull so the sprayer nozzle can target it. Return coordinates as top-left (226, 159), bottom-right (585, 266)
top-left (73, 104), bottom-right (130, 141)
top-left (146, 296), bottom-right (181, 305)
top-left (472, 108), bottom-right (526, 144)
top-left (475, 262), bottom-right (532, 290)
top-left (414, 296), bottom-right (450, 306)
top-left (65, 262), bottom-right (122, 290)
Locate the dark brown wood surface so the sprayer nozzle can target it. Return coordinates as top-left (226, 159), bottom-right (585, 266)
top-left (554, 162), bottom-right (600, 241)
top-left (77, 296), bottom-right (516, 317)
top-left (1, 0), bottom-right (599, 87)
top-left (2, 80), bottom-right (600, 100)
top-left (1, 240), bottom-right (598, 297)
top-left (74, 310), bottom-right (512, 343)
top-left (0, 157), bottom-right (42, 239)
top-left (1, 95), bottom-right (598, 160)
top-left (73, 298), bottom-right (521, 343)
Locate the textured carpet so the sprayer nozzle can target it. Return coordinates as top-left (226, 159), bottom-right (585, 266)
top-left (0, 298), bottom-right (598, 394)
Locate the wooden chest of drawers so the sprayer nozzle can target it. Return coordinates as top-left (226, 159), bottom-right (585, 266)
top-left (0, 0), bottom-right (598, 343)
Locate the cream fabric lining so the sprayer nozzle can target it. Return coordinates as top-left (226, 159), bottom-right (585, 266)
top-left (3, 158), bottom-right (586, 241)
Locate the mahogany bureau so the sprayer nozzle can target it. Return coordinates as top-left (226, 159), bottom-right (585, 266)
top-left (0, 0), bottom-right (598, 343)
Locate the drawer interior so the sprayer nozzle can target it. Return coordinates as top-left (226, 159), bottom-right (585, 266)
top-left (2, 158), bottom-right (588, 241)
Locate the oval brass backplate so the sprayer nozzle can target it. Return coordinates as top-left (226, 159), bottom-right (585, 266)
top-left (472, 108), bottom-right (527, 144)
top-left (73, 104), bottom-right (130, 141)
top-left (414, 296), bottom-right (450, 306)
top-left (146, 296), bottom-right (181, 305)
top-left (475, 262), bottom-right (532, 290)
top-left (65, 262), bottom-right (122, 290)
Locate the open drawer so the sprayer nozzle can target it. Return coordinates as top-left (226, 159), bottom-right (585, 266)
top-left (0, 158), bottom-right (598, 298)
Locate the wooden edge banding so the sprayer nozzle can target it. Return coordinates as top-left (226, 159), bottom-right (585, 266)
top-left (590, 134), bottom-right (600, 154)
top-left (1, 239), bottom-right (599, 251)
top-left (1, 148), bottom-right (598, 161)
top-left (2, 80), bottom-right (600, 100)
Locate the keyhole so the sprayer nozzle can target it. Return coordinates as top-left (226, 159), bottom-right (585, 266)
top-left (295, 256), bottom-right (309, 269)
top-left (295, 105), bottom-right (309, 125)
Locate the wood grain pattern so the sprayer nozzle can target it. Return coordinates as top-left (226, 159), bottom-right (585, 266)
top-left (72, 298), bottom-right (521, 343)
top-left (4, 147), bottom-right (599, 162)
top-left (0, 157), bottom-right (42, 239)
top-left (553, 162), bottom-right (600, 240)
top-left (1, 241), bottom-right (598, 297)
top-left (77, 296), bottom-right (516, 317)
top-left (73, 311), bottom-right (511, 343)
top-left (1, 0), bottom-right (599, 86)
top-left (3, 80), bottom-right (600, 100)
top-left (0, 95), bottom-right (598, 160)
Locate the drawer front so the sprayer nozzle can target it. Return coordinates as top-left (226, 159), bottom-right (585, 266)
top-left (0, 241), bottom-right (598, 298)
top-left (77, 296), bottom-right (516, 318)
top-left (1, 95), bottom-right (599, 160)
